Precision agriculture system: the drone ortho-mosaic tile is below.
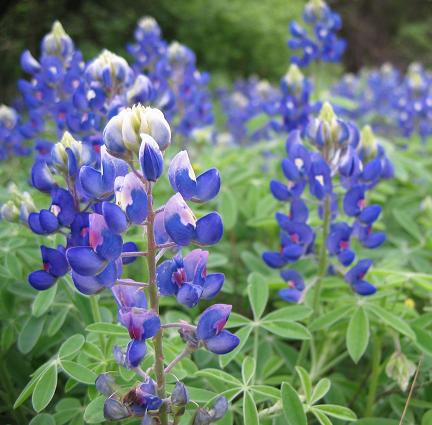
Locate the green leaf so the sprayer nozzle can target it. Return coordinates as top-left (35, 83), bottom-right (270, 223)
top-left (247, 272), bottom-right (268, 320)
top-left (225, 312), bottom-right (251, 328)
top-left (346, 307), bottom-right (369, 363)
top-left (85, 322), bottom-right (128, 336)
top-left (422, 410), bottom-right (432, 425)
top-left (393, 209), bottom-right (423, 242)
top-left (413, 326), bottom-right (432, 357)
top-left (47, 308), bottom-right (69, 336)
top-left (60, 360), bottom-right (97, 385)
top-left (218, 190), bottom-right (238, 230)
top-left (314, 404), bottom-right (357, 421)
top-left (17, 316), bottom-right (46, 354)
top-left (32, 362), bottom-right (58, 412)
top-left (32, 285), bottom-right (57, 317)
top-left (261, 321), bottom-right (311, 340)
top-left (242, 356), bottom-right (256, 385)
top-left (82, 341), bottom-right (105, 360)
top-left (311, 409), bottom-right (333, 425)
top-left (195, 368), bottom-right (242, 386)
top-left (59, 334), bottom-right (85, 360)
top-left (295, 366), bottom-right (312, 404)
top-left (309, 305), bottom-right (354, 331)
top-left (83, 395), bottom-right (105, 424)
top-left (14, 361), bottom-right (52, 408)
top-left (366, 305), bottom-right (416, 340)
top-left (311, 378), bottom-right (331, 404)
top-left (353, 420), bottom-right (398, 425)
top-left (263, 305), bottom-right (312, 323)
top-left (29, 413), bottom-right (56, 425)
top-left (250, 385), bottom-right (280, 400)
top-left (243, 391), bottom-right (259, 425)
top-left (281, 382), bottom-right (307, 425)
top-left (219, 325), bottom-right (253, 368)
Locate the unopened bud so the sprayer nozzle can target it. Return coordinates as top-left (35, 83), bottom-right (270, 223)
top-left (386, 352), bottom-right (416, 391)
top-left (171, 382), bottom-right (189, 406)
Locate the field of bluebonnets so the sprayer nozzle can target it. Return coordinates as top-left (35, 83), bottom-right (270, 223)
top-left (1, 1), bottom-right (432, 424)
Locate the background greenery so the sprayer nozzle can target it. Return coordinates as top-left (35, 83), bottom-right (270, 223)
top-left (2, 0), bottom-right (432, 100)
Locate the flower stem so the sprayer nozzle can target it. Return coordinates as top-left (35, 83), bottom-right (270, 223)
top-left (146, 183), bottom-right (168, 425)
top-left (312, 195), bottom-right (331, 313)
top-left (365, 334), bottom-right (382, 417)
top-left (296, 195), bottom-right (331, 370)
top-left (164, 345), bottom-right (194, 374)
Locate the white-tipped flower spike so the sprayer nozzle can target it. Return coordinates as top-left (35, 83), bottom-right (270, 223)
top-left (127, 74), bottom-right (154, 105)
top-left (359, 125), bottom-right (378, 158)
top-left (282, 64), bottom-right (305, 92)
top-left (85, 49), bottom-right (132, 89)
top-left (0, 105), bottom-right (18, 129)
top-left (41, 21), bottom-right (74, 60)
top-left (52, 131), bottom-right (90, 171)
top-left (104, 105), bottom-right (171, 156)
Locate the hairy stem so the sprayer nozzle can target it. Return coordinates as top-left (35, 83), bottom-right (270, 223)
top-left (365, 334), bottom-right (382, 417)
top-left (164, 345), bottom-right (194, 374)
top-left (146, 183), bottom-right (168, 425)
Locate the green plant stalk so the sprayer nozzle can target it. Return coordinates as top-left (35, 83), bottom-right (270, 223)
top-left (253, 326), bottom-right (259, 383)
top-left (365, 334), bottom-right (382, 417)
top-left (89, 295), bottom-right (105, 352)
top-left (146, 184), bottom-right (168, 425)
top-left (296, 195), bottom-right (331, 369)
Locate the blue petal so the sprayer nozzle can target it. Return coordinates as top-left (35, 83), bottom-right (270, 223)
top-left (358, 205), bottom-right (381, 224)
top-left (204, 330), bottom-right (240, 354)
top-left (262, 252), bottom-right (286, 268)
top-left (71, 271), bottom-right (105, 295)
top-left (176, 283), bottom-right (203, 308)
top-left (126, 188), bottom-right (148, 224)
top-left (202, 273), bottom-right (224, 299)
top-left (195, 213), bottom-right (223, 245)
top-left (194, 168), bottom-right (221, 202)
top-left (338, 249), bottom-right (355, 266)
top-left (41, 246), bottom-right (68, 277)
top-left (39, 209), bottom-right (60, 233)
top-left (352, 281), bottom-right (376, 296)
top-left (28, 213), bottom-right (46, 234)
top-left (67, 246), bottom-right (106, 276)
top-left (139, 135), bottom-right (163, 181)
top-left (31, 160), bottom-right (55, 192)
top-left (197, 304), bottom-right (231, 340)
top-left (156, 259), bottom-right (178, 296)
top-left (279, 288), bottom-right (302, 303)
top-left (168, 151), bottom-right (196, 199)
top-left (126, 339), bottom-right (147, 368)
top-left (95, 230), bottom-right (123, 262)
top-left (103, 399), bottom-right (130, 421)
top-left (102, 202), bottom-right (128, 234)
top-left (270, 180), bottom-right (291, 201)
top-left (28, 270), bottom-right (56, 291)
top-left (122, 241), bottom-right (138, 265)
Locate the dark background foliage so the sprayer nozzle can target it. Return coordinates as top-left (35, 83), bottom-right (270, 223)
top-left (1, 0), bottom-right (432, 101)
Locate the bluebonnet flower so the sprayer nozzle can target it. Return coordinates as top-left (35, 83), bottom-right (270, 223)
top-left (29, 106), bottom-right (230, 423)
top-left (269, 65), bottom-right (319, 134)
top-left (0, 105), bottom-right (31, 159)
top-left (157, 249), bottom-right (224, 307)
top-left (263, 103), bottom-right (391, 300)
top-left (288, 0), bottom-right (346, 68)
top-left (196, 304), bottom-right (240, 354)
top-left (128, 18), bottom-right (214, 140)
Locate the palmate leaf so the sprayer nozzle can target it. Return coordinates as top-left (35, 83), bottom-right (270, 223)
top-left (295, 366), bottom-right (312, 404)
top-left (85, 322), bottom-right (128, 336)
top-left (261, 321), bottom-right (311, 340)
top-left (311, 409), bottom-right (333, 425)
top-left (83, 396), bottom-right (105, 424)
top-left (29, 413), bottom-right (56, 425)
top-left (309, 305), bottom-right (354, 331)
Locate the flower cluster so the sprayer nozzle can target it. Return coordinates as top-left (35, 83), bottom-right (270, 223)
top-left (128, 17), bottom-right (214, 140)
top-left (288, 0), bottom-right (346, 67)
top-left (216, 77), bottom-right (279, 144)
top-left (263, 103), bottom-right (393, 301)
top-left (268, 64), bottom-right (319, 133)
top-left (332, 63), bottom-right (432, 142)
top-left (25, 104), bottom-right (238, 422)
